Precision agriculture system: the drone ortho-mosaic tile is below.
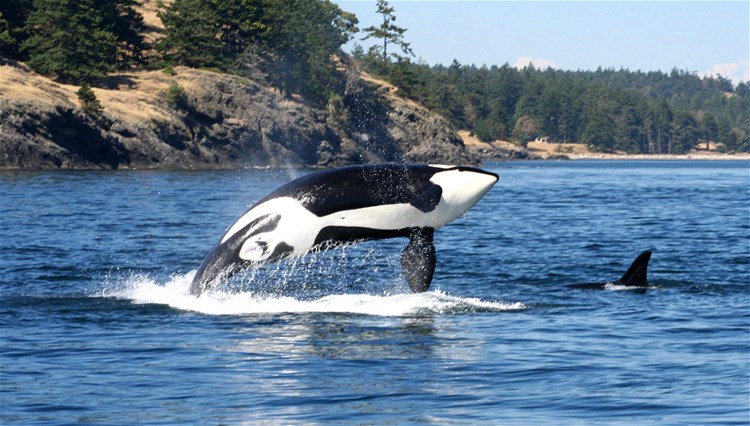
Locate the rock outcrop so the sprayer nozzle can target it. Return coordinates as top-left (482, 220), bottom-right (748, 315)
top-left (0, 62), bottom-right (476, 170)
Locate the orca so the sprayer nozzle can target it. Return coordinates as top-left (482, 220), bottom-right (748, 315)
top-left (566, 250), bottom-right (652, 290)
top-left (190, 164), bottom-right (499, 295)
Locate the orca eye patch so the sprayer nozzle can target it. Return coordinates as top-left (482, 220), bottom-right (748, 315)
top-left (239, 214), bottom-right (281, 241)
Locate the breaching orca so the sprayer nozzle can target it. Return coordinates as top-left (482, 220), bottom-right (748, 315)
top-left (190, 164), bottom-right (499, 295)
top-left (566, 250), bottom-right (652, 290)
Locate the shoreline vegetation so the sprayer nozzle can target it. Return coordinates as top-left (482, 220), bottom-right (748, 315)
top-left (459, 132), bottom-right (750, 162)
top-left (1, 0), bottom-right (748, 170)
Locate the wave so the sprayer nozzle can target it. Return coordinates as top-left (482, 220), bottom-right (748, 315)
top-left (102, 272), bottom-right (525, 317)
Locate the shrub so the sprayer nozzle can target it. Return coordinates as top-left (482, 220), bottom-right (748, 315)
top-left (162, 66), bottom-right (177, 76)
top-left (77, 83), bottom-right (103, 116)
top-left (166, 83), bottom-right (188, 110)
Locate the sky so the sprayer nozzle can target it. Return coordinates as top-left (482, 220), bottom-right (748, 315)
top-left (333, 1), bottom-right (750, 86)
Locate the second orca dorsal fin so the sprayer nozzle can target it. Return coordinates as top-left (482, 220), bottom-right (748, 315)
top-left (614, 249), bottom-right (652, 287)
top-left (400, 228), bottom-right (436, 293)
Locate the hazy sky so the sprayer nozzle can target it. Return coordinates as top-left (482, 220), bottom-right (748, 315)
top-left (334, 1), bottom-right (750, 85)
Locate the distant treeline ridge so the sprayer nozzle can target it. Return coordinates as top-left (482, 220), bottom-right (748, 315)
top-left (359, 56), bottom-right (750, 154)
top-left (1, 0), bottom-right (748, 153)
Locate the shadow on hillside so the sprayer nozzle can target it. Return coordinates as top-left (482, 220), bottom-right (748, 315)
top-left (98, 75), bottom-right (138, 90)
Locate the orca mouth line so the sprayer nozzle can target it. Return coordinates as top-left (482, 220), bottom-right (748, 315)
top-left (453, 166), bottom-right (500, 180)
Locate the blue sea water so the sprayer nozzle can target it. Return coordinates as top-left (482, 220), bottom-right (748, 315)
top-left (1, 160), bottom-right (748, 425)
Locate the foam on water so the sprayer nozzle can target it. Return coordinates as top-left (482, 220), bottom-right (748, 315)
top-left (603, 282), bottom-right (645, 291)
top-left (104, 272), bottom-right (525, 316)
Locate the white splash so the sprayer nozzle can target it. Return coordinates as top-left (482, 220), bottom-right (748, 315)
top-left (103, 272), bottom-right (525, 317)
top-left (603, 282), bottom-right (639, 291)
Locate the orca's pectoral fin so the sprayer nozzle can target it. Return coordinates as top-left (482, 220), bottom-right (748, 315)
top-left (400, 228), bottom-right (436, 293)
top-left (614, 249), bottom-right (652, 287)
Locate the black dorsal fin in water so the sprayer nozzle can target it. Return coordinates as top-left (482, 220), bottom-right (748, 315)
top-left (566, 250), bottom-right (652, 290)
top-left (613, 249), bottom-right (652, 287)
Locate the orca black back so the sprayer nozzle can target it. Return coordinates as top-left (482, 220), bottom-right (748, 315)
top-left (253, 164), bottom-right (456, 216)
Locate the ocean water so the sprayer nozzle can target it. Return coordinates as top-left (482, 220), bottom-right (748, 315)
top-left (1, 160), bottom-right (748, 425)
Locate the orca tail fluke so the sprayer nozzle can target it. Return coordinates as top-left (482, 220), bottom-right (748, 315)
top-left (614, 249), bottom-right (652, 287)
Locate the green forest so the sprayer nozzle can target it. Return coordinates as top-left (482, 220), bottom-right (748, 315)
top-left (363, 60), bottom-right (750, 153)
top-left (2, 0), bottom-right (748, 153)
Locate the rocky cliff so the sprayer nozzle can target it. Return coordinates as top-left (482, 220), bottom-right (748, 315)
top-left (0, 61), bottom-right (477, 170)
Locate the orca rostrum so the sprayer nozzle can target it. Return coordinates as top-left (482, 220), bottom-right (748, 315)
top-left (190, 164), bottom-right (499, 295)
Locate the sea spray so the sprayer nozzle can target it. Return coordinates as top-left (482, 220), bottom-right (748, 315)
top-left (107, 272), bottom-right (525, 316)
top-left (97, 240), bottom-right (525, 316)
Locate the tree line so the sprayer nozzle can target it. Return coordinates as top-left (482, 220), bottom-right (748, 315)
top-left (357, 55), bottom-right (750, 153)
top-left (1, 0), bottom-right (148, 82)
top-left (0, 0), bottom-right (358, 104)
top-left (2, 0), bottom-right (748, 153)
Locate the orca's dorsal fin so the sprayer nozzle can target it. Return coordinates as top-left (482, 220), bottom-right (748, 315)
top-left (400, 228), bottom-right (436, 293)
top-left (614, 250), bottom-right (652, 287)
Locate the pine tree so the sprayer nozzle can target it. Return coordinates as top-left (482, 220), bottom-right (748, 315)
top-left (22, 0), bottom-right (117, 83)
top-left (0, 13), bottom-right (13, 56)
top-left (156, 0), bottom-right (225, 69)
top-left (361, 0), bottom-right (413, 67)
top-left (0, 0), bottom-right (31, 59)
top-left (157, 0), bottom-right (266, 70)
top-left (262, 0), bottom-right (357, 102)
top-left (700, 112), bottom-right (718, 149)
top-left (217, 0), bottom-right (266, 60)
top-left (166, 82), bottom-right (188, 110)
top-left (671, 111), bottom-right (699, 154)
top-left (100, 0), bottom-right (148, 67)
top-left (76, 82), bottom-right (103, 115)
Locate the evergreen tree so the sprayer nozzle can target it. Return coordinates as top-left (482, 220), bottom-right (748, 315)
top-left (646, 100), bottom-right (673, 154)
top-left (157, 0), bottom-right (225, 69)
top-left (76, 82), bottom-right (103, 115)
top-left (263, 0), bottom-right (357, 102)
top-left (217, 0), bottom-right (266, 60)
top-left (700, 112), bottom-right (718, 149)
top-left (735, 82), bottom-right (749, 98)
top-left (361, 0), bottom-right (413, 68)
top-left (22, 0), bottom-right (117, 83)
top-left (424, 72), bottom-right (465, 127)
top-left (0, 0), bottom-right (32, 59)
top-left (361, 56), bottom-right (749, 153)
top-left (0, 13), bottom-right (13, 56)
top-left (100, 0), bottom-right (148, 67)
top-left (158, 0), bottom-right (267, 70)
top-left (580, 96), bottom-right (617, 151)
top-left (726, 127), bottom-right (749, 152)
top-left (671, 111), bottom-right (699, 153)
top-left (166, 82), bottom-right (188, 110)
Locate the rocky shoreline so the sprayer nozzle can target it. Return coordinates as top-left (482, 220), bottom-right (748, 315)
top-left (2, 62), bottom-right (747, 171)
top-left (0, 62), bottom-right (481, 170)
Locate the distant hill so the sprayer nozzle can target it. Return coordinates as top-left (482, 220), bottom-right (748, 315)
top-left (0, 61), bottom-right (474, 169)
top-left (1, 0), bottom-right (747, 170)
top-left (359, 58), bottom-right (750, 154)
top-left (0, 0), bottom-right (477, 169)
